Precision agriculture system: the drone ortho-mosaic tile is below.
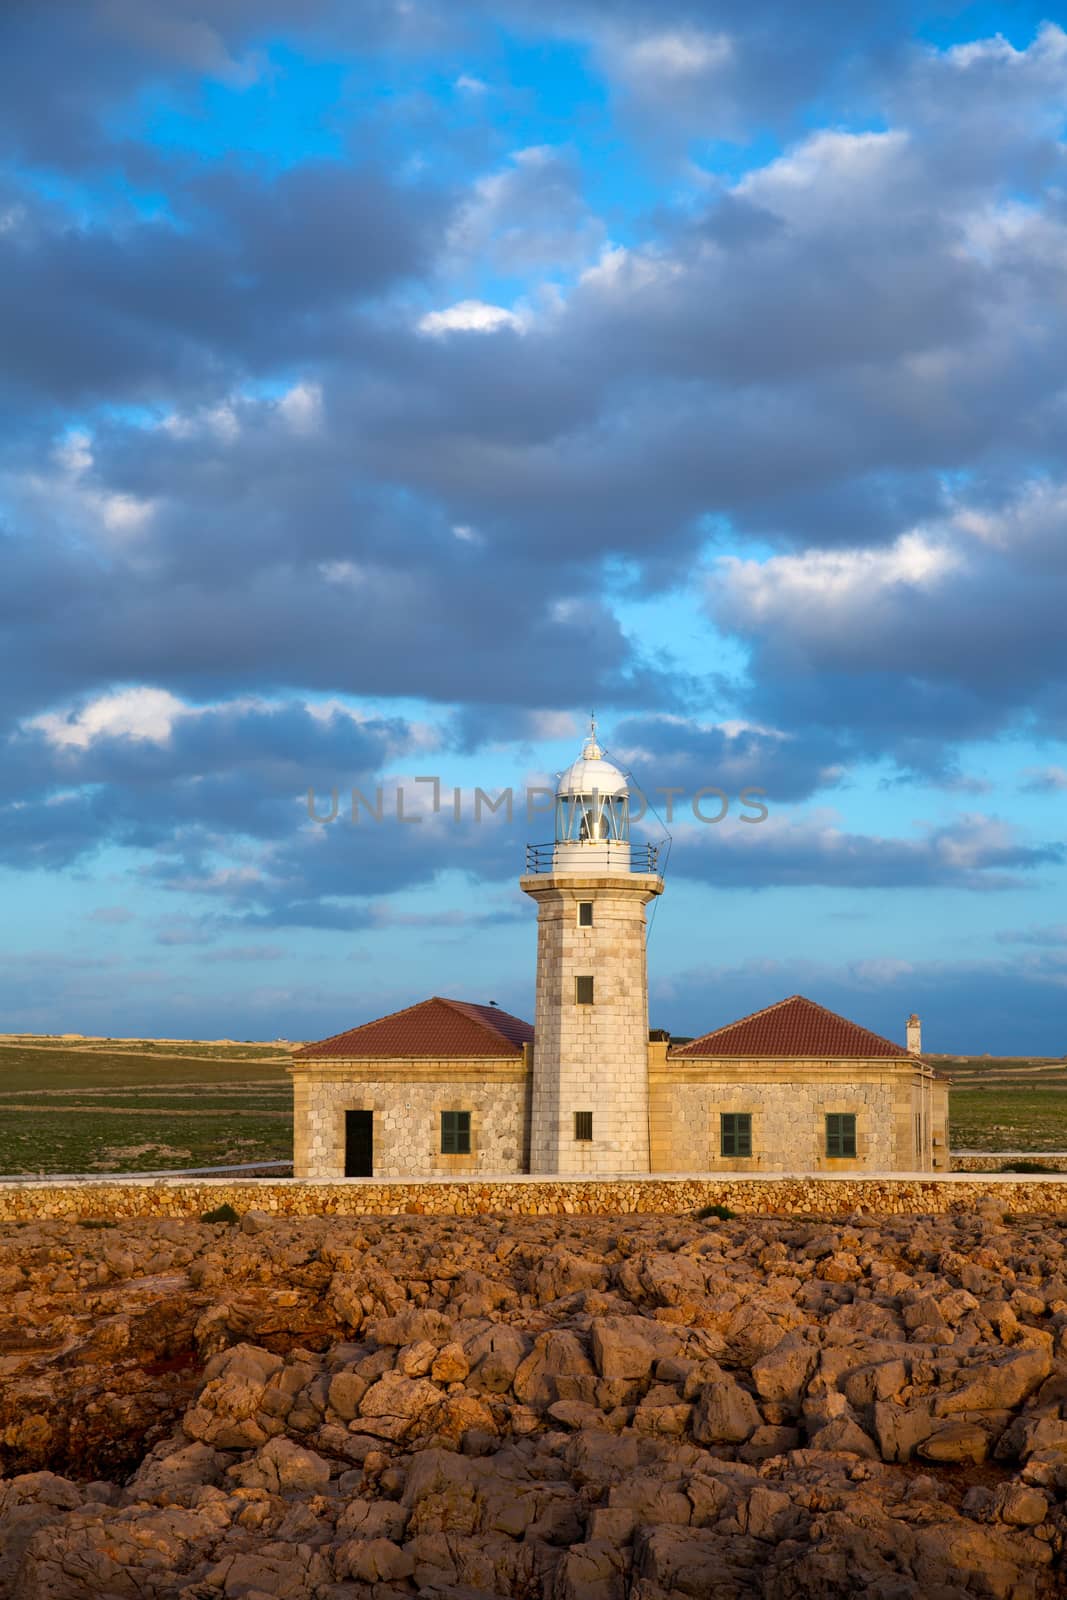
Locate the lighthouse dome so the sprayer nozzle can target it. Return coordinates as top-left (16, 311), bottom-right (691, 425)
top-left (556, 730), bottom-right (628, 798)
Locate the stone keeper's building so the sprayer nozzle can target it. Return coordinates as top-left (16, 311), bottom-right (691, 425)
top-left (291, 726), bottom-right (948, 1179)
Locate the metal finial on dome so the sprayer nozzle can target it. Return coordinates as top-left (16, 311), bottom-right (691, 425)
top-left (583, 710), bottom-right (601, 760)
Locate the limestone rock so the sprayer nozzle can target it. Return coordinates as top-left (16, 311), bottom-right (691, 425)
top-left (691, 1378), bottom-right (761, 1445)
top-left (590, 1315), bottom-right (684, 1380)
top-left (356, 1371), bottom-right (443, 1442)
top-left (227, 1435), bottom-right (331, 1493)
top-left (751, 1333), bottom-right (817, 1407)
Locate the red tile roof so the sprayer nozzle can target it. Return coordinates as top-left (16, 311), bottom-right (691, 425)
top-left (670, 995), bottom-right (907, 1060)
top-left (294, 996), bottom-right (534, 1061)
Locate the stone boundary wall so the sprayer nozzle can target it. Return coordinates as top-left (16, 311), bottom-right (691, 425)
top-left (951, 1151), bottom-right (1067, 1173)
top-left (2, 1172), bottom-right (1067, 1220)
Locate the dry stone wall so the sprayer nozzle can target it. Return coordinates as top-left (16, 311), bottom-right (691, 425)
top-left (952, 1152), bottom-right (1067, 1173)
top-left (2, 1173), bottom-right (1067, 1220)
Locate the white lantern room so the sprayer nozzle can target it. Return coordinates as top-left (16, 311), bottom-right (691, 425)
top-left (551, 720), bottom-right (632, 874)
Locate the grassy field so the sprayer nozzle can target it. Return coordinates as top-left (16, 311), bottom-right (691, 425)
top-left (934, 1055), bottom-right (1067, 1152)
top-left (0, 1039), bottom-right (294, 1175)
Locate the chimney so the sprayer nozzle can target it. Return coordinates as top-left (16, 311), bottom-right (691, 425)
top-left (906, 1013), bottom-right (922, 1055)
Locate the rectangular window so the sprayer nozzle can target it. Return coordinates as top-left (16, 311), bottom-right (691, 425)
top-left (826, 1113), bottom-right (857, 1159)
top-left (720, 1112), bottom-right (752, 1158)
top-left (574, 1111), bottom-right (593, 1141)
top-left (575, 975), bottom-right (595, 1005)
top-left (578, 901), bottom-right (593, 926)
top-left (441, 1110), bottom-right (471, 1155)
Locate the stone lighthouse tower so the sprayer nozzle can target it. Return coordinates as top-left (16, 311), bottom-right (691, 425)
top-left (520, 721), bottom-right (664, 1174)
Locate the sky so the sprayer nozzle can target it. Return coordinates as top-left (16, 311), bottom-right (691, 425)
top-left (1, 0), bottom-right (1066, 1052)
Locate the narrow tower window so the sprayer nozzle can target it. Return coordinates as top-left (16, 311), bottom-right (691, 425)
top-left (574, 1111), bottom-right (593, 1141)
top-left (578, 902), bottom-right (593, 926)
top-left (575, 975), bottom-right (594, 1005)
top-left (441, 1110), bottom-right (471, 1154)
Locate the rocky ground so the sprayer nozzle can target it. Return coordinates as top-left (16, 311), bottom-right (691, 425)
top-left (1, 1205), bottom-right (1066, 1598)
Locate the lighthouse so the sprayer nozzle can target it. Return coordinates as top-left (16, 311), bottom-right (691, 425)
top-left (520, 720), bottom-right (664, 1174)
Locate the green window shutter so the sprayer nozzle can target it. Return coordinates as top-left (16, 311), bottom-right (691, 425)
top-left (720, 1113), bottom-right (752, 1158)
top-left (575, 975), bottom-right (594, 1005)
top-left (826, 1114), bottom-right (857, 1158)
top-left (574, 1111), bottom-right (593, 1141)
top-left (442, 1111), bottom-right (471, 1155)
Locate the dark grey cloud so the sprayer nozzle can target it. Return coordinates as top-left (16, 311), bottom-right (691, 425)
top-left (610, 713), bottom-right (847, 803)
top-left (0, 161), bottom-right (446, 417)
top-left (650, 948), bottom-right (1067, 1055)
top-left (0, 699), bottom-right (412, 867)
top-left (705, 481), bottom-right (1067, 761)
top-left (0, 1), bottom-right (460, 172)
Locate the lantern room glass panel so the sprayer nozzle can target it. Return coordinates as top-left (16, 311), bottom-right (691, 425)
top-left (554, 792), bottom-right (629, 843)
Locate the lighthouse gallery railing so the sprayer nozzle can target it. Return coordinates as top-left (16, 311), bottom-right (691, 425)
top-left (524, 842), bottom-right (661, 874)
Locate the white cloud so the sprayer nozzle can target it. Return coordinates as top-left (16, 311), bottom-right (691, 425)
top-left (17, 430), bottom-right (160, 548)
top-left (714, 530), bottom-right (960, 629)
top-left (451, 523), bottom-right (484, 544)
top-left (622, 29), bottom-right (732, 80)
top-left (27, 687), bottom-right (187, 750)
top-left (952, 478), bottom-right (1067, 555)
top-left (55, 431), bottom-right (94, 476)
top-left (160, 402), bottom-right (239, 442)
top-left (735, 130), bottom-right (912, 225)
top-left (1020, 765), bottom-right (1067, 793)
top-left (455, 73), bottom-right (487, 94)
top-left (445, 146), bottom-right (605, 276)
top-left (945, 21), bottom-right (1067, 74)
top-left (577, 243), bottom-right (681, 298)
top-left (934, 812), bottom-right (1017, 869)
top-left (277, 381), bottom-right (323, 435)
top-left (417, 300), bottom-right (523, 336)
top-left (318, 560), bottom-right (365, 586)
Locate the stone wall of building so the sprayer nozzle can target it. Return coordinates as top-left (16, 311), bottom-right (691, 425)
top-left (649, 1050), bottom-right (945, 1172)
top-left (290, 1044), bottom-right (949, 1182)
top-left (650, 1074), bottom-right (897, 1172)
top-left (291, 1063), bottom-right (528, 1179)
top-left (0, 1172), bottom-right (1063, 1220)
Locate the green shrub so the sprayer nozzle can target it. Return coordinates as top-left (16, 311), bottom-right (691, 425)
top-left (201, 1202), bottom-right (240, 1224)
top-left (697, 1202), bottom-right (735, 1221)
top-left (76, 1218), bottom-right (117, 1229)
top-left (999, 1160), bottom-right (1060, 1174)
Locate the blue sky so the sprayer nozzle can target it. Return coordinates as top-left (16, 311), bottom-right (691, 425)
top-left (1, 0), bottom-right (1065, 1051)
